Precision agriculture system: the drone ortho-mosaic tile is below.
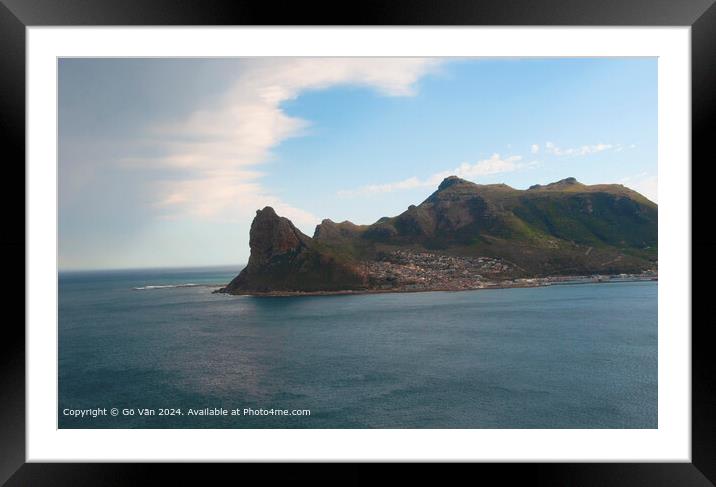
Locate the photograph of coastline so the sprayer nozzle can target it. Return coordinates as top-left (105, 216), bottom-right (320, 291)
top-left (59, 57), bottom-right (657, 428)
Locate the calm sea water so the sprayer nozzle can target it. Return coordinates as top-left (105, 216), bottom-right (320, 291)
top-left (58, 267), bottom-right (657, 429)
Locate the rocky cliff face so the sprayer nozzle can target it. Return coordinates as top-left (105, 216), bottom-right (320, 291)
top-left (244, 207), bottom-right (311, 266)
top-left (218, 207), bottom-right (368, 294)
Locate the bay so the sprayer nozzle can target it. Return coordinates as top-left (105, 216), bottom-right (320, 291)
top-left (58, 267), bottom-right (657, 428)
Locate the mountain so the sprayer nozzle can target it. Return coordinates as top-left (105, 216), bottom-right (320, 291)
top-left (219, 176), bottom-right (657, 295)
top-left (218, 207), bottom-right (369, 294)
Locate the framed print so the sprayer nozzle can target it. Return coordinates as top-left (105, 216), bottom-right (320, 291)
top-left (2, 0), bottom-right (714, 484)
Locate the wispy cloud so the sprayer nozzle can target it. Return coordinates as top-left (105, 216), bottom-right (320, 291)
top-left (541, 141), bottom-right (630, 157)
top-left (124, 58), bottom-right (440, 229)
top-left (338, 153), bottom-right (533, 197)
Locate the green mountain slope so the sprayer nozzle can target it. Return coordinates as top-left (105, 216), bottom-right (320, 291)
top-left (221, 176), bottom-right (657, 294)
top-left (314, 176), bottom-right (657, 276)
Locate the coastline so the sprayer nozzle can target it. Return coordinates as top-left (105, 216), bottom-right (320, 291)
top-left (215, 274), bottom-right (657, 298)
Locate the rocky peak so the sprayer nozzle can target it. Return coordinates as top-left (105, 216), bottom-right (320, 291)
top-left (219, 207), bottom-right (369, 294)
top-left (313, 219), bottom-right (336, 239)
top-left (529, 177), bottom-right (581, 190)
top-left (553, 177), bottom-right (579, 185)
top-left (249, 206), bottom-right (309, 264)
top-left (438, 176), bottom-right (471, 191)
top-left (314, 218), bottom-right (364, 241)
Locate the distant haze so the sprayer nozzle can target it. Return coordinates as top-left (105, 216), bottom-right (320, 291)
top-left (59, 57), bottom-right (657, 270)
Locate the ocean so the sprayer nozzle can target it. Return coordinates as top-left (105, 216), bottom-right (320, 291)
top-left (58, 266), bottom-right (657, 428)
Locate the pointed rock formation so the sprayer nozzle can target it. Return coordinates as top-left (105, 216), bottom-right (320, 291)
top-left (218, 207), bottom-right (368, 294)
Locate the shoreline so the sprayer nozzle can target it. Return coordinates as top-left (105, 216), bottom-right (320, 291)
top-left (216, 275), bottom-right (657, 298)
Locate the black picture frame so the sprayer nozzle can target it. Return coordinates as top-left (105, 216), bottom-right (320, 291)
top-left (2, 0), bottom-right (713, 484)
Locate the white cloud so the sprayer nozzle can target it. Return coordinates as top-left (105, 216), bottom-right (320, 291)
top-left (128, 58), bottom-right (440, 230)
top-left (338, 153), bottom-right (531, 197)
top-left (543, 141), bottom-right (620, 157)
top-left (531, 144), bottom-right (540, 154)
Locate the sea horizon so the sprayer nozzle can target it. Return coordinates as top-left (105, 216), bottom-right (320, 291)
top-left (58, 263), bottom-right (247, 276)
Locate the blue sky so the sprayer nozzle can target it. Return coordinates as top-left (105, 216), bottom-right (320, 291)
top-left (59, 57), bottom-right (657, 270)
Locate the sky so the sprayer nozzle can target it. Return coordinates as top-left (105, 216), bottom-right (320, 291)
top-left (59, 57), bottom-right (657, 270)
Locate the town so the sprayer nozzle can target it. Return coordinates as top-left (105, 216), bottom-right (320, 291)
top-left (364, 249), bottom-right (656, 292)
